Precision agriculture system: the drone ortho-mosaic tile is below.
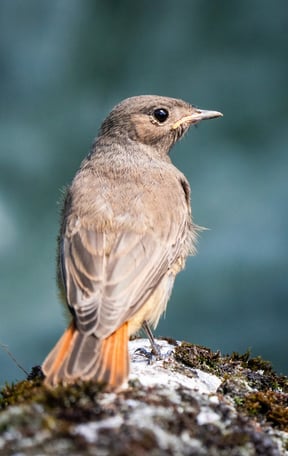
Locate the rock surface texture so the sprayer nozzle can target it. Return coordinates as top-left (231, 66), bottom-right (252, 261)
top-left (0, 338), bottom-right (287, 455)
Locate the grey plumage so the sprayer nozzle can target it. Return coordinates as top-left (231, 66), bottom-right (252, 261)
top-left (42, 95), bottom-right (222, 388)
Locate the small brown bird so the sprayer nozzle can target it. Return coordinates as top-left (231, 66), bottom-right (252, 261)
top-left (42, 95), bottom-right (222, 389)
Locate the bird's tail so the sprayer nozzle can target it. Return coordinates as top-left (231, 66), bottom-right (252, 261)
top-left (42, 321), bottom-right (129, 390)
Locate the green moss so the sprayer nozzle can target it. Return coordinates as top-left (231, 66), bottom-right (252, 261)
top-left (175, 341), bottom-right (288, 434)
top-left (174, 342), bottom-right (222, 375)
top-left (231, 350), bottom-right (275, 373)
top-left (0, 377), bottom-right (43, 410)
top-left (241, 390), bottom-right (288, 431)
top-left (233, 396), bottom-right (244, 407)
top-left (0, 369), bottom-right (106, 424)
top-left (175, 342), bottom-right (288, 393)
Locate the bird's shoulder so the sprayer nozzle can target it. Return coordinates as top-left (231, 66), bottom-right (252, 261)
top-left (63, 149), bottom-right (191, 238)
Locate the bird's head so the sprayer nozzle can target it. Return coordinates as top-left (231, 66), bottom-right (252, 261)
top-left (99, 95), bottom-right (222, 155)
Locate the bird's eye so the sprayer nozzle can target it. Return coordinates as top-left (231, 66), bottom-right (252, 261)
top-left (153, 108), bottom-right (169, 123)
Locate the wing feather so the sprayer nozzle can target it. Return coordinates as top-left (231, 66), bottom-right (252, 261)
top-left (61, 221), bottom-right (185, 338)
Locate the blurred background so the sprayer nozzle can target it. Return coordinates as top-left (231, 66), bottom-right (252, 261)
top-left (0, 0), bottom-right (287, 386)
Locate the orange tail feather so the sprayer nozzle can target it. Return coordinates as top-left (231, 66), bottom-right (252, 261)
top-left (95, 321), bottom-right (129, 389)
top-left (42, 322), bottom-right (129, 390)
top-left (42, 322), bottom-right (76, 386)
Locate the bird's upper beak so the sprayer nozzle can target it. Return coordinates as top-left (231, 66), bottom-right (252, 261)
top-left (172, 109), bottom-right (223, 130)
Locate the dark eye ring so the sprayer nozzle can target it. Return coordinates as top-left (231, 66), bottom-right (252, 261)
top-left (153, 108), bottom-right (169, 123)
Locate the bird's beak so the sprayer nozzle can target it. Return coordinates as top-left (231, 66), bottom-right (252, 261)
top-left (172, 109), bottom-right (223, 130)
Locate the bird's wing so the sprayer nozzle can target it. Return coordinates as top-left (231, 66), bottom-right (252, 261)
top-left (60, 224), bottom-right (184, 339)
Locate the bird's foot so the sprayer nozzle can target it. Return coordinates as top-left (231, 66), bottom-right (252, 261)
top-left (134, 345), bottom-right (162, 364)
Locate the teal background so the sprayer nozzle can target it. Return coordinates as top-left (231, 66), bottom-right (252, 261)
top-left (0, 1), bottom-right (287, 386)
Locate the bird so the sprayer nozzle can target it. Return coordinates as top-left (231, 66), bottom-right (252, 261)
top-left (42, 95), bottom-right (222, 390)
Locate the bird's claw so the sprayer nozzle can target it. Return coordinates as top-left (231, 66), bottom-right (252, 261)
top-left (134, 346), bottom-right (162, 364)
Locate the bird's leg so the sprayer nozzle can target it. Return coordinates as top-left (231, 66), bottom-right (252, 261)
top-left (134, 320), bottom-right (162, 362)
top-left (142, 320), bottom-right (162, 357)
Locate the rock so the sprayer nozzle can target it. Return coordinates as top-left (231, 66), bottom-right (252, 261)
top-left (0, 338), bottom-right (287, 455)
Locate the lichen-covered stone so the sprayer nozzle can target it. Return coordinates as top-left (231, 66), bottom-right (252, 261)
top-left (0, 339), bottom-right (287, 455)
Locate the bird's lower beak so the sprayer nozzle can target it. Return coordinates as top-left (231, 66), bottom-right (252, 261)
top-left (172, 109), bottom-right (223, 130)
